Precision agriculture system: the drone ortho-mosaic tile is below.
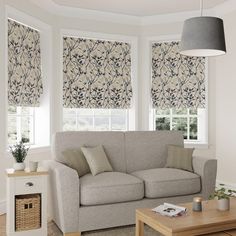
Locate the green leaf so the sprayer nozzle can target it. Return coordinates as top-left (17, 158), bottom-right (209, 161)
top-left (9, 140), bottom-right (29, 162)
top-left (209, 185), bottom-right (236, 200)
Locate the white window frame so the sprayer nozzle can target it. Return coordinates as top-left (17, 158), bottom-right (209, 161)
top-left (151, 108), bottom-right (207, 145)
top-left (8, 107), bottom-right (35, 145)
top-left (60, 29), bottom-right (138, 131)
top-left (63, 108), bottom-right (129, 131)
top-left (146, 35), bottom-right (208, 147)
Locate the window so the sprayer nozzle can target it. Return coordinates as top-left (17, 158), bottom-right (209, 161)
top-left (153, 108), bottom-right (207, 143)
top-left (6, 12), bottom-right (52, 149)
top-left (150, 40), bottom-right (207, 145)
top-left (8, 106), bottom-right (35, 145)
top-left (63, 109), bottom-right (129, 131)
top-left (61, 32), bottom-right (138, 132)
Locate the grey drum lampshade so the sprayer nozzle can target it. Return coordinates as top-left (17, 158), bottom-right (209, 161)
top-left (180, 16), bottom-right (226, 57)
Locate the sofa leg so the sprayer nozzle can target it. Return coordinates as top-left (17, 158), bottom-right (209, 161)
top-left (64, 232), bottom-right (81, 236)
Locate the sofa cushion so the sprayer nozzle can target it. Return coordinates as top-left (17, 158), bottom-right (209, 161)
top-left (132, 168), bottom-right (201, 198)
top-left (81, 145), bottom-right (113, 176)
top-left (80, 172), bottom-right (144, 206)
top-left (62, 148), bottom-right (90, 177)
top-left (166, 145), bottom-right (194, 172)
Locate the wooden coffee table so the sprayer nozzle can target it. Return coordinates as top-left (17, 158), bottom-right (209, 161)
top-left (136, 198), bottom-right (236, 236)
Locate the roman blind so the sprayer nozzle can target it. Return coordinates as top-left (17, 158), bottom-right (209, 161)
top-left (151, 41), bottom-right (206, 109)
top-left (63, 37), bottom-right (132, 108)
top-left (8, 19), bottom-right (43, 107)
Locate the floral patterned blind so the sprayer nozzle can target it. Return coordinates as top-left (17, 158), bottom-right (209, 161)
top-left (63, 37), bottom-right (132, 108)
top-left (8, 19), bottom-right (43, 107)
top-left (151, 41), bottom-right (206, 109)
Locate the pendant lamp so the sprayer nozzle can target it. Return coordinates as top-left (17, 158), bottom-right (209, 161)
top-left (180, 0), bottom-right (226, 57)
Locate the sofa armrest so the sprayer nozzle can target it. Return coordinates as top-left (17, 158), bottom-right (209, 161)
top-left (192, 156), bottom-right (217, 200)
top-left (44, 160), bottom-right (79, 233)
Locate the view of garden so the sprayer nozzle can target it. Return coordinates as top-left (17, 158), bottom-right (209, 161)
top-left (7, 107), bottom-right (198, 145)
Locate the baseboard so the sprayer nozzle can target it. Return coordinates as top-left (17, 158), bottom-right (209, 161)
top-left (0, 200), bottom-right (6, 215)
top-left (216, 180), bottom-right (236, 191)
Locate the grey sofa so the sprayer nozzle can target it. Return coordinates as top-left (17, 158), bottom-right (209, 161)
top-left (45, 131), bottom-right (217, 235)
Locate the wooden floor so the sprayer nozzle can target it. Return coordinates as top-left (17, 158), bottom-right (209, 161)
top-left (0, 214), bottom-right (161, 236)
top-left (0, 214), bottom-right (6, 235)
top-left (1, 213), bottom-right (236, 236)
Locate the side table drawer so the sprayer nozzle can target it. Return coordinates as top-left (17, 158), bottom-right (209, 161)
top-left (14, 177), bottom-right (43, 194)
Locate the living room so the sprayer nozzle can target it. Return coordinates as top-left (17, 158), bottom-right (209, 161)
top-left (0, 0), bottom-right (236, 235)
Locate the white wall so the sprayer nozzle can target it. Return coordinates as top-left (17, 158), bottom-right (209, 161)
top-left (0, 0), bottom-right (8, 213)
top-left (215, 10), bottom-right (236, 186)
top-left (0, 0), bottom-right (235, 210)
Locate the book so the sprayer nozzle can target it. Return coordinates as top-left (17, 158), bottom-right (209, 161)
top-left (152, 203), bottom-right (187, 217)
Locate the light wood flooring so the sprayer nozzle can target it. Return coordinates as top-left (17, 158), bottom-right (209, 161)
top-left (1, 214), bottom-right (236, 236)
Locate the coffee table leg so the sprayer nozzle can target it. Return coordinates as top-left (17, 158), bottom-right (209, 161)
top-left (136, 215), bottom-right (144, 236)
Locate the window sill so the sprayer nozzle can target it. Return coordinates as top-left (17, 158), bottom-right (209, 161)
top-left (184, 142), bottom-right (209, 149)
top-left (6, 145), bottom-right (50, 156)
top-left (28, 145), bottom-right (51, 154)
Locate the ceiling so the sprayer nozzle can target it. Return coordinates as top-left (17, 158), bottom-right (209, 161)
top-left (52, 0), bottom-right (227, 16)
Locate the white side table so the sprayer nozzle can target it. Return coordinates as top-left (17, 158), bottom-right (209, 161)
top-left (6, 169), bottom-right (48, 236)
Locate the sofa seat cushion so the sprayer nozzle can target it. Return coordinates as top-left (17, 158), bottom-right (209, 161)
top-left (132, 168), bottom-right (201, 198)
top-left (80, 172), bottom-right (144, 206)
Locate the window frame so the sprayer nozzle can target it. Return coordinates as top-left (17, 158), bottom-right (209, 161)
top-left (8, 106), bottom-right (35, 145)
top-left (60, 29), bottom-right (139, 131)
top-left (151, 108), bottom-right (207, 145)
top-left (6, 6), bottom-right (52, 150)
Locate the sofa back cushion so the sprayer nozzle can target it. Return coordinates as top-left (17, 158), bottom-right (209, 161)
top-left (125, 131), bottom-right (184, 173)
top-left (62, 148), bottom-right (90, 177)
top-left (52, 131), bottom-right (126, 172)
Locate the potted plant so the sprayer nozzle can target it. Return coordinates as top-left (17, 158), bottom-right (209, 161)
top-left (9, 140), bottom-right (29, 171)
top-left (210, 184), bottom-right (236, 211)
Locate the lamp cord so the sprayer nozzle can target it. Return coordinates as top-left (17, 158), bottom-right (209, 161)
top-left (200, 0), bottom-right (203, 16)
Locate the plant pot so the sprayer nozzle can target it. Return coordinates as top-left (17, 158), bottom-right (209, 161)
top-left (217, 198), bottom-right (230, 211)
top-left (13, 162), bottom-right (25, 171)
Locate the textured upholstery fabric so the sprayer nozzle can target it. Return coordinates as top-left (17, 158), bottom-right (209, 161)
top-left (132, 168), bottom-right (201, 198)
top-left (80, 172), bottom-right (144, 206)
top-left (81, 145), bottom-right (113, 176)
top-left (62, 148), bottom-right (90, 177)
top-left (52, 131), bottom-right (126, 172)
top-left (193, 156), bottom-right (217, 199)
top-left (78, 193), bottom-right (202, 232)
top-left (125, 131), bottom-right (184, 173)
top-left (166, 145), bottom-right (194, 172)
top-left (43, 160), bottom-right (80, 233)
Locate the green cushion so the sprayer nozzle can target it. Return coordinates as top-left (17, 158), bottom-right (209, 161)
top-left (81, 145), bottom-right (113, 176)
top-left (62, 148), bottom-right (90, 177)
top-left (165, 145), bottom-right (194, 172)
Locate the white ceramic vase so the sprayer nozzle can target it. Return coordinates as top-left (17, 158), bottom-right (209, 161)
top-left (217, 198), bottom-right (230, 211)
top-left (13, 162), bottom-right (25, 171)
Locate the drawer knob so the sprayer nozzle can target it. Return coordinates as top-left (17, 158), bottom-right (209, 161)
top-left (25, 182), bottom-right (34, 187)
